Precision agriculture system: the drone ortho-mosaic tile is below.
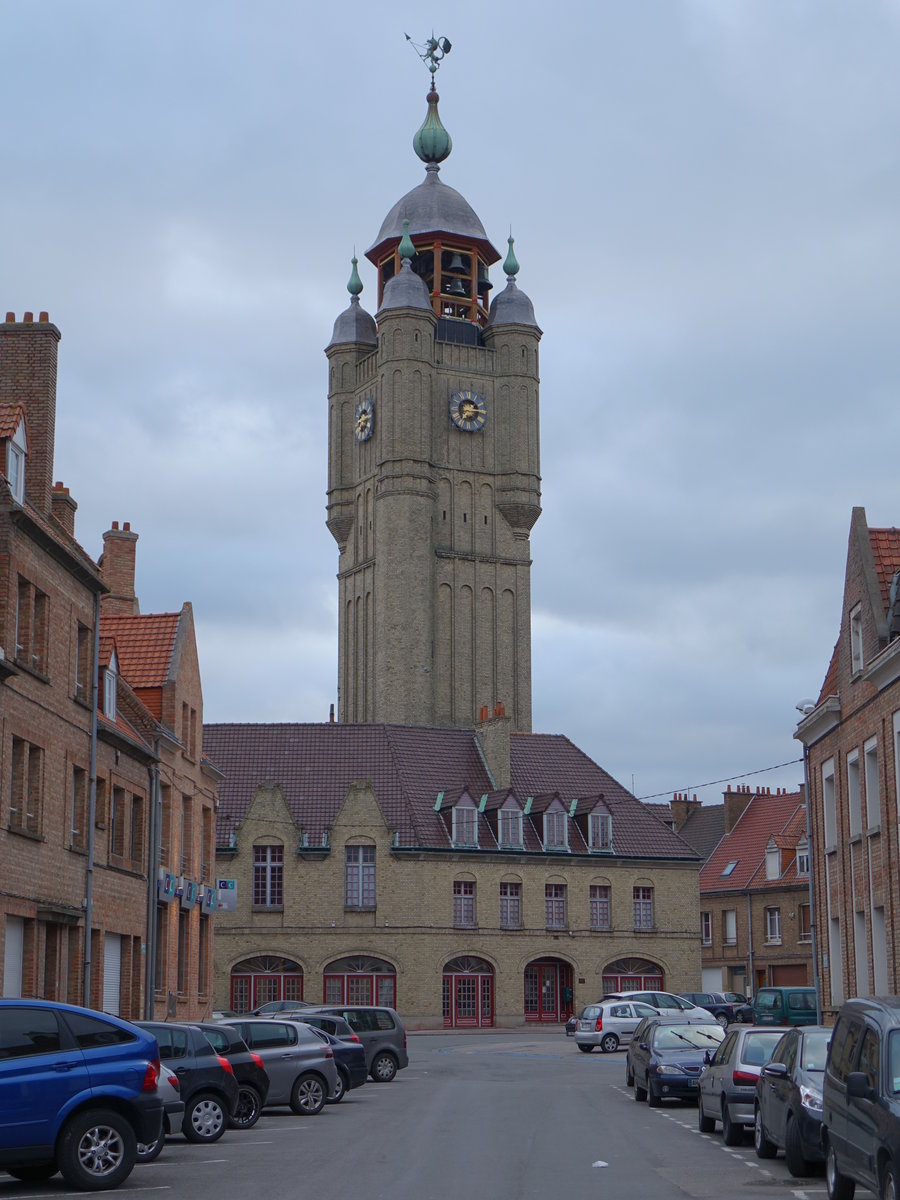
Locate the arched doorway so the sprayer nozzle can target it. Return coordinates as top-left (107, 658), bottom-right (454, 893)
top-left (524, 957), bottom-right (573, 1023)
top-left (443, 956), bottom-right (494, 1028)
top-left (601, 957), bottom-right (664, 993)
top-left (230, 955), bottom-right (303, 1012)
top-left (324, 955), bottom-right (396, 1007)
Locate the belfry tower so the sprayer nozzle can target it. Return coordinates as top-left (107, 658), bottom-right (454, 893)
top-left (325, 52), bottom-right (541, 732)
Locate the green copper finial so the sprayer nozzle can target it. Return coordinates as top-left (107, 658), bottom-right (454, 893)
top-left (399, 219), bottom-right (416, 262)
top-left (347, 254), bottom-right (363, 297)
top-left (503, 234), bottom-right (519, 279)
top-left (413, 85), bottom-right (452, 165)
top-left (405, 32), bottom-right (452, 77)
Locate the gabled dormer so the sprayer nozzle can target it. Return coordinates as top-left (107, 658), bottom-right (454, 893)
top-left (103, 646), bottom-right (119, 722)
top-left (795, 835), bottom-right (809, 876)
top-left (434, 787), bottom-right (481, 849)
top-left (570, 796), bottom-right (613, 853)
top-left (528, 793), bottom-right (569, 852)
top-left (764, 835), bottom-right (781, 881)
top-left (1, 406), bottom-right (27, 504)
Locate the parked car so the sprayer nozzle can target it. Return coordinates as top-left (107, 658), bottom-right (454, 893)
top-left (609, 990), bottom-right (701, 1016)
top-left (136, 1065), bottom-right (184, 1163)
top-left (194, 1022), bottom-right (269, 1129)
top-left (627, 1015), bottom-right (725, 1106)
top-left (821, 995), bottom-right (900, 1200)
top-left (212, 1010), bottom-right (239, 1021)
top-left (307, 1029), bottom-right (368, 1103)
top-left (575, 999), bottom-right (659, 1053)
top-left (137, 1021), bottom-right (238, 1143)
top-left (678, 992), bottom-right (735, 1028)
top-left (301, 1006), bottom-right (408, 1082)
top-left (565, 1014), bottom-right (578, 1036)
top-left (754, 1025), bottom-right (831, 1177)
top-left (0, 999), bottom-right (164, 1191)
top-left (752, 986), bottom-right (817, 1027)
top-left (697, 1025), bottom-right (784, 1144)
top-left (221, 1019), bottom-right (338, 1115)
top-left (724, 992), bottom-right (754, 1023)
top-left (251, 1000), bottom-right (309, 1015)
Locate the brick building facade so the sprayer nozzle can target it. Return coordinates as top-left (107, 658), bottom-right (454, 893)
top-left (795, 507), bottom-right (900, 1019)
top-left (0, 312), bottom-right (217, 1019)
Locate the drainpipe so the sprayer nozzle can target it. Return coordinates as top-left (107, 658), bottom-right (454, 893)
top-left (801, 748), bottom-right (823, 1023)
top-left (83, 591), bottom-right (101, 1006)
top-left (144, 740), bottom-right (161, 1018)
top-left (746, 893), bottom-right (754, 998)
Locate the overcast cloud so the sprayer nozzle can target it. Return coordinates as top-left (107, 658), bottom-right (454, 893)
top-left (3, 1), bottom-right (898, 804)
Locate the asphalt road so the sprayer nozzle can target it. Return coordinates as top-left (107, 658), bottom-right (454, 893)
top-left (0, 1030), bottom-right (872, 1200)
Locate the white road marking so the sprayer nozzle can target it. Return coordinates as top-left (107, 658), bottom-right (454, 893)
top-left (592, 1160), bottom-right (609, 1168)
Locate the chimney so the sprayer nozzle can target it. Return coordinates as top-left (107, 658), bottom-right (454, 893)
top-left (51, 481), bottom-right (77, 538)
top-left (670, 791), bottom-right (701, 830)
top-left (0, 312), bottom-right (61, 516)
top-left (100, 522), bottom-right (140, 615)
top-left (475, 707), bottom-right (511, 790)
top-left (723, 785), bottom-right (753, 834)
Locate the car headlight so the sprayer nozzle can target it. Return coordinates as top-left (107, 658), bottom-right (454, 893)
top-left (654, 1062), bottom-right (688, 1075)
top-left (800, 1085), bottom-right (822, 1113)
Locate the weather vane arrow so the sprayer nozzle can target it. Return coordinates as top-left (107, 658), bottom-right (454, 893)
top-left (405, 32), bottom-right (452, 76)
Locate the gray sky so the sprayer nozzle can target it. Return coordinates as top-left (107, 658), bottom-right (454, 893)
top-left (4, 2), bottom-right (899, 804)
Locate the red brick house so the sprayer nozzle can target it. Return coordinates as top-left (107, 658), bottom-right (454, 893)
top-left (795, 507), bottom-right (900, 1018)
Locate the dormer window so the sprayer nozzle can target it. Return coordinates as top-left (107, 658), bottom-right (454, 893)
top-left (796, 839), bottom-right (809, 876)
top-left (850, 603), bottom-right (863, 673)
top-left (5, 417), bottom-right (26, 504)
top-left (765, 840), bottom-right (780, 881)
top-left (452, 803), bottom-right (477, 848)
top-left (543, 810), bottom-right (568, 851)
top-left (498, 806), bottom-right (523, 848)
top-left (589, 812), bottom-right (612, 851)
top-left (104, 649), bottom-right (118, 721)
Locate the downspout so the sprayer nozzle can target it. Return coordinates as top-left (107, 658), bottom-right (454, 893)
top-left (801, 749), bottom-right (823, 1023)
top-left (144, 739), bottom-right (161, 1018)
top-left (83, 591), bottom-right (101, 1006)
top-left (746, 893), bottom-right (754, 997)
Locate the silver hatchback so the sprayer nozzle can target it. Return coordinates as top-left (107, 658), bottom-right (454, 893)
top-left (222, 1019), bottom-right (339, 1115)
top-left (698, 1025), bottom-right (784, 1144)
top-left (575, 1000), bottom-right (660, 1053)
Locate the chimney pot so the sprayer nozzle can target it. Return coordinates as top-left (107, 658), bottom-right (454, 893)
top-left (23, 311), bottom-right (33, 323)
top-left (123, 521), bottom-right (131, 532)
top-left (39, 311), bottom-right (49, 323)
top-left (112, 520), bottom-right (119, 530)
top-left (4, 312), bottom-right (13, 322)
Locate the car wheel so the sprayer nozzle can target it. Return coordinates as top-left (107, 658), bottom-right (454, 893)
top-left (578, 1043), bottom-right (594, 1053)
top-left (326, 1069), bottom-right (347, 1104)
top-left (183, 1093), bottom-right (227, 1143)
top-left (634, 1078), bottom-right (647, 1102)
top-left (754, 1105), bottom-right (777, 1159)
top-left (370, 1051), bottom-right (398, 1083)
top-left (647, 1080), bottom-right (661, 1107)
top-left (784, 1114), bottom-right (813, 1177)
top-left (716, 1013), bottom-right (729, 1029)
top-left (230, 1085), bottom-right (263, 1129)
top-left (600, 1033), bottom-right (620, 1054)
top-left (136, 1128), bottom-right (166, 1163)
top-left (698, 1099), bottom-right (716, 1134)
top-left (626, 1061), bottom-right (634, 1087)
top-left (825, 1139), bottom-right (856, 1200)
top-left (6, 1163), bottom-right (59, 1183)
top-left (882, 1161), bottom-right (898, 1200)
top-left (722, 1101), bottom-right (743, 1146)
top-left (290, 1073), bottom-right (326, 1115)
top-left (58, 1107), bottom-right (136, 1191)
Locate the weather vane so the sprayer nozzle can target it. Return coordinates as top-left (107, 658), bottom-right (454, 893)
top-left (405, 32), bottom-right (452, 77)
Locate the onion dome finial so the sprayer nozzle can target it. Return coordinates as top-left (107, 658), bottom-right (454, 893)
top-left (503, 234), bottom-right (519, 280)
top-left (398, 219), bottom-right (416, 262)
top-left (413, 85), bottom-right (452, 166)
top-left (347, 253), bottom-right (363, 297)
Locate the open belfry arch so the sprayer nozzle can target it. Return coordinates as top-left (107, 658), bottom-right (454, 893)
top-left (325, 40), bottom-right (542, 732)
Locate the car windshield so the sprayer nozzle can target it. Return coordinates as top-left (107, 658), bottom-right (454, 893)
top-left (801, 1030), bottom-right (831, 1071)
top-left (653, 1025), bottom-right (725, 1050)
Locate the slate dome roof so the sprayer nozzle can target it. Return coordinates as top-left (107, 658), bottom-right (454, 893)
top-left (366, 168), bottom-right (498, 264)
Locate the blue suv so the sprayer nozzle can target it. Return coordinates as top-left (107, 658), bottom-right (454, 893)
top-left (0, 999), bottom-right (164, 1190)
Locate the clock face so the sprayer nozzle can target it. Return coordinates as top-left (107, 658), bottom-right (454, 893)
top-left (354, 396), bottom-right (374, 442)
top-left (449, 388), bottom-right (486, 432)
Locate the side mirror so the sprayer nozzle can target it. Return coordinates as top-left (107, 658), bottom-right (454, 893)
top-left (704, 1050), bottom-right (711, 1065)
top-left (761, 1062), bottom-right (788, 1079)
top-left (847, 1071), bottom-right (876, 1102)
top-left (639, 1042), bottom-right (649, 1051)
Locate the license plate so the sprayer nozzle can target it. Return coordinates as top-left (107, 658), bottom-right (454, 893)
top-left (688, 1079), bottom-right (698, 1088)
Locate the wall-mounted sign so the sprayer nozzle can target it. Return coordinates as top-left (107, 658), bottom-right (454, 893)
top-left (216, 878), bottom-right (237, 912)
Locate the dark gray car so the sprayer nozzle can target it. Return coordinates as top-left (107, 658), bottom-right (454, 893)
top-left (301, 1006), bottom-right (408, 1082)
top-left (222, 1019), bottom-right (338, 1115)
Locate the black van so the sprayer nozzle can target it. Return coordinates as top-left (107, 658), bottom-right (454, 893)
top-left (821, 995), bottom-right (900, 1200)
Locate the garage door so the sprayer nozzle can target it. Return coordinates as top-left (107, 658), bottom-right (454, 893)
top-left (103, 934), bottom-right (121, 1015)
top-left (3, 916), bottom-right (24, 997)
top-left (771, 964), bottom-right (809, 986)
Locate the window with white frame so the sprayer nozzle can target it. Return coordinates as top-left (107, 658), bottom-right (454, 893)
top-left (864, 737), bottom-right (880, 830)
top-left (5, 419), bottom-right (26, 504)
top-left (765, 906), bottom-right (782, 944)
top-left (847, 750), bottom-right (861, 838)
top-left (799, 903), bottom-right (812, 942)
top-left (253, 845), bottom-right (283, 908)
top-left (701, 911), bottom-right (712, 944)
top-left (765, 839), bottom-right (780, 880)
top-left (796, 839), bottom-right (809, 875)
top-left (452, 805), bottom-right (478, 848)
top-left (822, 759), bottom-right (836, 850)
top-left (345, 845), bottom-right (376, 908)
top-left (453, 880), bottom-right (475, 927)
top-left (103, 649), bottom-right (118, 722)
top-left (633, 886), bottom-right (653, 931)
top-left (723, 909), bottom-right (737, 945)
top-left (850, 604), bottom-right (864, 673)
top-left (543, 810), bottom-right (567, 850)
top-left (589, 813), bottom-right (612, 851)
top-left (545, 883), bottom-right (567, 928)
top-left (590, 884), bottom-right (611, 929)
top-left (499, 881), bottom-right (521, 928)
top-left (498, 808), bottom-right (522, 848)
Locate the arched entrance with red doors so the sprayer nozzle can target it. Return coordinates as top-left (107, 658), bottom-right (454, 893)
top-left (323, 955), bottom-right (397, 1007)
top-left (601, 956), bottom-right (664, 993)
top-left (442, 956), bottom-right (494, 1028)
top-left (230, 955), bottom-right (303, 1012)
top-left (524, 957), bottom-right (574, 1023)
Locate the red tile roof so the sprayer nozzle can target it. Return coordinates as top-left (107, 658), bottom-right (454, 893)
top-left (0, 402), bottom-right (25, 439)
top-left (700, 790), bottom-right (805, 894)
top-left (868, 527), bottom-right (900, 612)
top-left (100, 612), bottom-right (179, 689)
top-left (204, 722), bottom-right (700, 860)
top-left (818, 641), bottom-right (839, 703)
